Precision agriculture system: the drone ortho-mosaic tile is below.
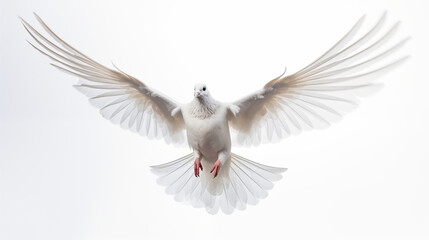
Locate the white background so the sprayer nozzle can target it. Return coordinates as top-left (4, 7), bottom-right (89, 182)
top-left (1, 0), bottom-right (428, 239)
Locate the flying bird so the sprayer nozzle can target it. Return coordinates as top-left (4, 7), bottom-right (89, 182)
top-left (21, 12), bottom-right (408, 214)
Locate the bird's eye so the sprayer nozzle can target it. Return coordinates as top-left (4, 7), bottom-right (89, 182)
top-left (203, 87), bottom-right (206, 91)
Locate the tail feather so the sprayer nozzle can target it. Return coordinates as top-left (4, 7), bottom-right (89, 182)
top-left (151, 152), bottom-right (287, 214)
top-left (151, 153), bottom-right (193, 177)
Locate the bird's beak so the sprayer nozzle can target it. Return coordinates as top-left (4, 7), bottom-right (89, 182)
top-left (195, 91), bottom-right (200, 97)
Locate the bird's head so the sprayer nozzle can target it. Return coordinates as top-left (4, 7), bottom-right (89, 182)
top-left (194, 83), bottom-right (210, 99)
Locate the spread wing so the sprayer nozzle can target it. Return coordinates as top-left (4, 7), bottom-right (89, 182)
top-left (21, 14), bottom-right (186, 145)
top-left (228, 13), bottom-right (409, 146)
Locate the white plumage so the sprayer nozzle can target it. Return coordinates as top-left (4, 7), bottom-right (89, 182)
top-left (21, 12), bottom-right (408, 214)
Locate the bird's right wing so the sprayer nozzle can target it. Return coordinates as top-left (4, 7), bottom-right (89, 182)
top-left (22, 14), bottom-right (186, 145)
top-left (228, 13), bottom-right (409, 146)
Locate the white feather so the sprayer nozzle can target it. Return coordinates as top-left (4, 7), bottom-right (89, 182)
top-left (21, 14), bottom-right (186, 146)
top-left (22, 12), bottom-right (408, 214)
top-left (228, 12), bottom-right (409, 146)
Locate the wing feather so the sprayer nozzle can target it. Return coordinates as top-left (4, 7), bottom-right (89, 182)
top-left (22, 14), bottom-right (186, 145)
top-left (229, 13), bottom-right (409, 146)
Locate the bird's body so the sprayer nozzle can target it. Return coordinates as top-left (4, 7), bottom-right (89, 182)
top-left (21, 12), bottom-right (408, 214)
top-left (183, 97), bottom-right (230, 162)
top-left (185, 105), bottom-right (230, 161)
top-left (183, 84), bottom-right (233, 173)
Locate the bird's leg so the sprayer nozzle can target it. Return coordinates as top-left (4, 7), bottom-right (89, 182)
top-left (210, 160), bottom-right (221, 178)
top-left (193, 151), bottom-right (203, 177)
top-left (194, 158), bottom-right (203, 177)
top-left (210, 151), bottom-right (228, 178)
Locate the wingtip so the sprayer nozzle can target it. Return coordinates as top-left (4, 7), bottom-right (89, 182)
top-left (49, 63), bottom-right (64, 71)
top-left (33, 12), bottom-right (46, 25)
top-left (19, 20), bottom-right (27, 29)
top-left (401, 36), bottom-right (412, 48)
top-left (355, 13), bottom-right (366, 25)
top-left (380, 10), bottom-right (388, 20)
top-left (19, 16), bottom-right (29, 26)
top-left (394, 20), bottom-right (402, 27)
top-left (400, 55), bottom-right (412, 61)
top-left (25, 39), bottom-right (38, 50)
top-left (150, 164), bottom-right (163, 169)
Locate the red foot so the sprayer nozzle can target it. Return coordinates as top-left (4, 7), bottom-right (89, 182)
top-left (194, 158), bottom-right (203, 177)
top-left (210, 160), bottom-right (221, 178)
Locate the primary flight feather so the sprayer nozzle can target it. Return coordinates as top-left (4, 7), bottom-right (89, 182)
top-left (21, 12), bottom-right (408, 214)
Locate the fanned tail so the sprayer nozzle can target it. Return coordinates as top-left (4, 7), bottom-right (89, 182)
top-left (151, 153), bottom-right (287, 214)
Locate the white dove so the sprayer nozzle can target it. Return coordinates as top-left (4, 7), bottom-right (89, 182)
top-left (21, 12), bottom-right (408, 214)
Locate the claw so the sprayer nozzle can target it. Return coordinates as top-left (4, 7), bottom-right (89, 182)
top-left (194, 158), bottom-right (202, 177)
top-left (210, 160), bottom-right (222, 178)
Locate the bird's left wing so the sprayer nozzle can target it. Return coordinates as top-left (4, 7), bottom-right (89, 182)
top-left (228, 13), bottom-right (409, 146)
top-left (21, 14), bottom-right (186, 145)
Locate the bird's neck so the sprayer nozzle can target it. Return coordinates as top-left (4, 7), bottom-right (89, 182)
top-left (190, 96), bottom-right (218, 119)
